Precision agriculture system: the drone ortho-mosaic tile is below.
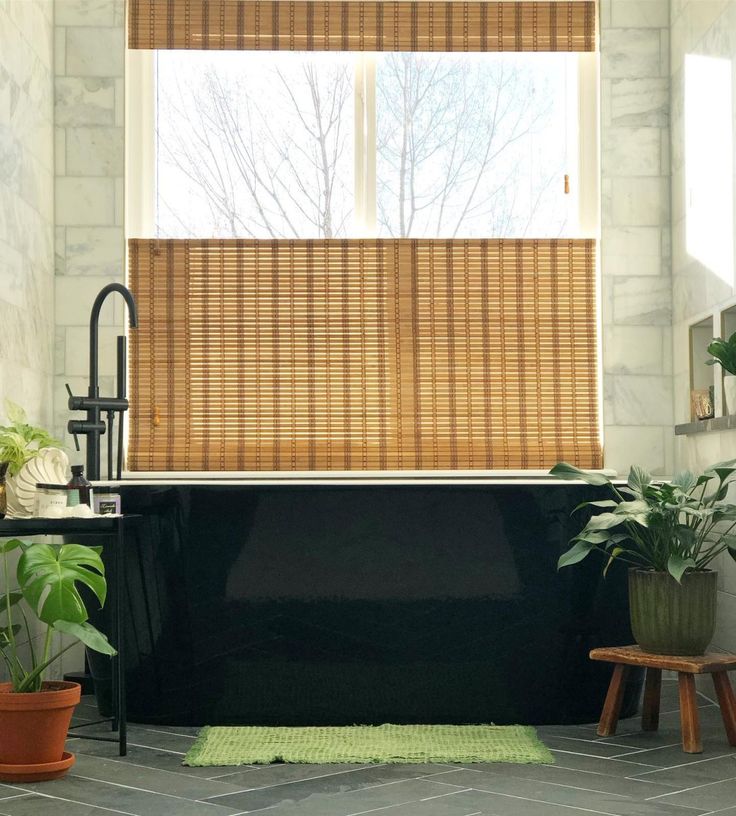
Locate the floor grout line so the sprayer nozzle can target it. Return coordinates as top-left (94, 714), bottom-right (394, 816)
top-left (645, 774), bottom-right (736, 801)
top-left (629, 753), bottom-right (736, 777)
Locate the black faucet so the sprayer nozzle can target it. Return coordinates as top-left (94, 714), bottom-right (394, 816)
top-left (67, 283), bottom-right (139, 481)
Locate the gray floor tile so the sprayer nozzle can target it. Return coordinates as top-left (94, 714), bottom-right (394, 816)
top-left (202, 767), bottom-right (467, 812)
top-left (0, 794), bottom-right (134, 816)
top-left (10, 775), bottom-right (243, 816)
top-left (437, 763), bottom-right (677, 798)
top-left (628, 754), bottom-right (736, 786)
top-left (218, 777), bottom-right (473, 816)
top-left (69, 752), bottom-right (248, 800)
top-left (642, 776), bottom-right (736, 811)
top-left (427, 770), bottom-right (710, 816)
top-left (71, 739), bottom-right (234, 778)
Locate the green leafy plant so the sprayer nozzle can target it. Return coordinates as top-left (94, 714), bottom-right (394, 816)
top-left (0, 400), bottom-right (62, 477)
top-left (551, 461), bottom-right (736, 583)
top-left (0, 539), bottom-right (115, 692)
top-left (707, 333), bottom-right (736, 376)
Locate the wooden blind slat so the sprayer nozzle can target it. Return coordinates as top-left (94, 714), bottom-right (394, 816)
top-left (128, 1), bottom-right (598, 52)
top-left (128, 238), bottom-right (602, 472)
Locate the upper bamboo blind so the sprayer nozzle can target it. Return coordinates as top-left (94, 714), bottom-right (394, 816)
top-left (128, 1), bottom-right (597, 52)
top-left (128, 238), bottom-right (601, 472)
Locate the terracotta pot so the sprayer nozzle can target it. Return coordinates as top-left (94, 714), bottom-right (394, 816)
top-left (0, 681), bottom-right (80, 779)
top-left (628, 569), bottom-right (717, 656)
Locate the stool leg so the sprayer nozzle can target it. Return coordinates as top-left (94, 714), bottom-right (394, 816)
top-left (712, 671), bottom-right (736, 747)
top-left (678, 673), bottom-right (702, 754)
top-left (597, 664), bottom-right (629, 737)
top-left (642, 668), bottom-right (662, 732)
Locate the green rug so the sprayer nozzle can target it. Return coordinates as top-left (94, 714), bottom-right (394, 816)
top-left (183, 724), bottom-right (554, 766)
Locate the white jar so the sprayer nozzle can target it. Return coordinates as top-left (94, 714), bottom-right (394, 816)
top-left (34, 483), bottom-right (70, 517)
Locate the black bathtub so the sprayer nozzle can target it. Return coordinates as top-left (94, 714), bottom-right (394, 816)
top-left (86, 478), bottom-right (641, 726)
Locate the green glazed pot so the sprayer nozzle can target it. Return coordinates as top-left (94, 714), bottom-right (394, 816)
top-left (628, 568), bottom-right (717, 656)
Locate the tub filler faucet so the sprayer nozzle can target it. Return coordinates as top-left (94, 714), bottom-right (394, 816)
top-left (66, 283), bottom-right (139, 481)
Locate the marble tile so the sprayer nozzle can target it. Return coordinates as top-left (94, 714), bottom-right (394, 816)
top-left (605, 374), bottom-right (674, 426)
top-left (66, 126), bottom-right (124, 176)
top-left (55, 176), bottom-right (115, 225)
top-left (601, 29), bottom-right (662, 79)
top-left (613, 274), bottom-right (672, 325)
top-left (65, 225), bottom-right (124, 275)
top-left (602, 127), bottom-right (661, 177)
top-left (54, 25), bottom-right (66, 76)
top-left (610, 77), bottom-right (669, 127)
top-left (603, 326), bottom-right (666, 375)
top-left (602, 226), bottom-right (662, 265)
top-left (55, 275), bottom-right (120, 326)
top-left (611, 0), bottom-right (669, 29)
top-left (65, 26), bottom-right (124, 78)
top-left (604, 426), bottom-right (668, 477)
top-left (55, 76), bottom-right (115, 126)
top-left (610, 177), bottom-right (669, 226)
top-left (55, 0), bottom-right (116, 26)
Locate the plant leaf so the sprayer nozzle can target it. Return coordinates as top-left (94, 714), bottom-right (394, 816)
top-left (17, 542), bottom-right (107, 626)
top-left (667, 553), bottom-right (697, 584)
top-left (672, 471), bottom-right (697, 494)
top-left (0, 539), bottom-right (23, 555)
top-left (53, 620), bottom-right (116, 656)
top-left (558, 539), bottom-right (595, 569)
top-left (549, 462), bottom-right (611, 486)
top-left (572, 499), bottom-right (618, 514)
top-left (627, 465), bottom-right (652, 497)
top-left (603, 547), bottom-right (625, 577)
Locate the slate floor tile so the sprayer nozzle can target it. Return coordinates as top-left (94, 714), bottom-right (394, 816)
top-left (202, 768), bottom-right (468, 812)
top-left (10, 775), bottom-right (243, 816)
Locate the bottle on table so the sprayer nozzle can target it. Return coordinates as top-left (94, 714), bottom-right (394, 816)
top-left (67, 465), bottom-right (93, 508)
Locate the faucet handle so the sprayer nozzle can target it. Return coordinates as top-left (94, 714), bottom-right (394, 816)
top-left (65, 383), bottom-right (85, 411)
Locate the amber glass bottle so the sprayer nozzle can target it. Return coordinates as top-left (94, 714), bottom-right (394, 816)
top-left (67, 464), bottom-right (93, 507)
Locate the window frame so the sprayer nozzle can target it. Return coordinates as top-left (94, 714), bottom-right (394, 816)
top-left (126, 49), bottom-right (599, 240)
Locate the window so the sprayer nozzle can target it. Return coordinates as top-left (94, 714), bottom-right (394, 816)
top-left (129, 50), bottom-right (597, 240)
top-left (125, 1), bottom-right (601, 474)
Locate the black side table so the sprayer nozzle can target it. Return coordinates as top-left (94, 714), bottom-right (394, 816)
top-left (0, 515), bottom-right (141, 756)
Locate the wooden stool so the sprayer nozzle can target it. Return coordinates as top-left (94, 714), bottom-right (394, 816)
top-left (590, 645), bottom-right (736, 754)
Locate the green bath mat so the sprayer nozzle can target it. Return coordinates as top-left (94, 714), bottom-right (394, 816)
top-left (183, 724), bottom-right (554, 767)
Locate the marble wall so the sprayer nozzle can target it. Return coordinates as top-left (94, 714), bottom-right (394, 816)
top-left (600, 0), bottom-right (674, 478)
top-left (669, 0), bottom-right (736, 654)
top-left (0, 0), bottom-right (55, 427)
top-left (54, 0), bottom-right (126, 466)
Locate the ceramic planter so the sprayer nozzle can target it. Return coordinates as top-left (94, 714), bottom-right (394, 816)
top-left (0, 681), bottom-right (80, 782)
top-left (725, 375), bottom-right (736, 416)
top-left (4, 448), bottom-right (69, 518)
top-left (628, 569), bottom-right (717, 656)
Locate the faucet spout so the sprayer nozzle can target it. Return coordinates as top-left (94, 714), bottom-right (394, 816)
top-left (87, 283), bottom-right (138, 479)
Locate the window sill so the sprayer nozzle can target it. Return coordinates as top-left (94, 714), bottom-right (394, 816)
top-left (675, 415), bottom-right (736, 436)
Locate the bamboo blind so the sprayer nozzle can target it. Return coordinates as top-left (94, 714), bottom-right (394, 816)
top-left (128, 238), bottom-right (601, 472)
top-left (128, 1), bottom-right (597, 52)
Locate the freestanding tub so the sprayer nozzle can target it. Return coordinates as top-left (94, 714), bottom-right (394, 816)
top-left (87, 477), bottom-right (641, 726)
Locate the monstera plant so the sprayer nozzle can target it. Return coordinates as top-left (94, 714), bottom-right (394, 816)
top-left (0, 538), bottom-right (116, 780)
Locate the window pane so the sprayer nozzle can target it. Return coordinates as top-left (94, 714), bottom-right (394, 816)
top-left (375, 53), bottom-right (574, 238)
top-left (155, 51), bottom-right (354, 239)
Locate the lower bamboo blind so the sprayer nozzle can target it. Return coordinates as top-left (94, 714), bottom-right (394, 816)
top-left (128, 238), bottom-right (601, 471)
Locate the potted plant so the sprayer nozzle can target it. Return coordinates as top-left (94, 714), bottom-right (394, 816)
top-left (0, 537), bottom-right (115, 782)
top-left (0, 401), bottom-right (67, 518)
top-left (707, 333), bottom-right (736, 415)
top-left (550, 461), bottom-right (736, 656)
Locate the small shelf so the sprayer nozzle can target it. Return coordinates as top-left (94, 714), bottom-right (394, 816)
top-left (675, 415), bottom-right (736, 436)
